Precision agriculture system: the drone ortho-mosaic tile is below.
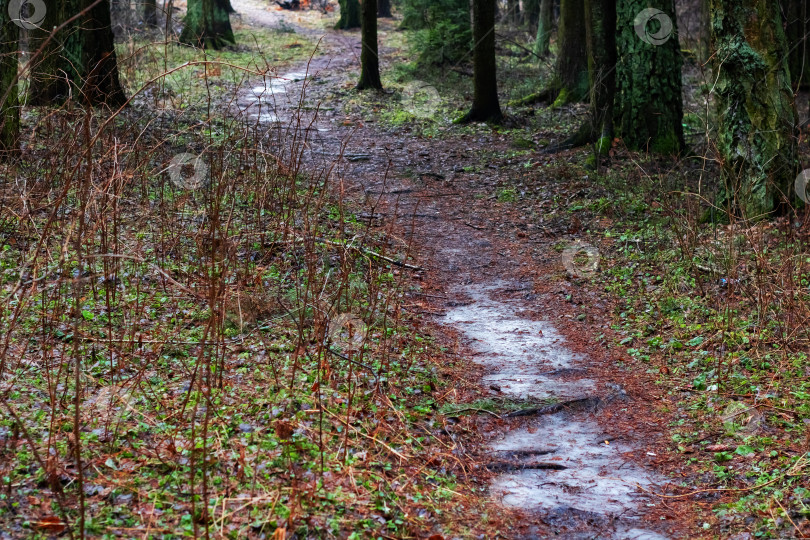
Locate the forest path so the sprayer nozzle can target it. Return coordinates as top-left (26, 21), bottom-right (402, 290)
top-left (230, 3), bottom-right (684, 537)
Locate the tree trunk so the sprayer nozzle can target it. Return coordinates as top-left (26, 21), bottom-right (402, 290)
top-left (219, 0), bottom-right (235, 14)
top-left (711, 0), bottom-right (797, 218)
top-left (378, 0), bottom-right (392, 18)
top-left (507, 0), bottom-right (520, 24)
top-left (143, 0), bottom-right (157, 26)
top-left (550, 0), bottom-right (588, 105)
top-left (335, 0), bottom-right (361, 29)
top-left (781, 0), bottom-right (810, 89)
top-left (533, 0), bottom-right (553, 57)
top-left (0, 0), bottom-right (19, 158)
top-left (458, 0), bottom-right (502, 123)
top-left (180, 0), bottom-right (235, 49)
top-left (357, 0), bottom-right (382, 89)
top-left (614, 0), bottom-right (683, 153)
top-left (28, 0), bottom-right (127, 107)
top-left (524, 0), bottom-right (540, 28)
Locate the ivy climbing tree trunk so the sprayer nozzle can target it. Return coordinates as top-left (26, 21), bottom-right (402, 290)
top-left (711, 0), bottom-right (797, 218)
top-left (335, 0), bottom-right (361, 29)
top-left (180, 0), bottom-right (235, 49)
top-left (357, 0), bottom-right (382, 89)
top-left (533, 0), bottom-right (553, 57)
top-left (0, 0), bottom-right (19, 158)
top-left (378, 0), bottom-right (392, 18)
top-left (458, 0), bottom-right (502, 123)
top-left (28, 0), bottom-right (126, 107)
top-left (614, 0), bottom-right (683, 153)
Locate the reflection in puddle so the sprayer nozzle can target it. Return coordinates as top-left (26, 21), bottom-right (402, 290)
top-left (443, 283), bottom-right (668, 538)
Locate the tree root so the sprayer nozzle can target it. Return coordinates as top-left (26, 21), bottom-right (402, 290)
top-left (505, 396), bottom-right (600, 417)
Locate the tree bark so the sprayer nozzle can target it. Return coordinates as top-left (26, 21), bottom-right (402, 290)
top-left (550, 0), bottom-right (588, 105)
top-left (0, 0), bottom-right (19, 158)
top-left (458, 0), bottom-right (502, 122)
top-left (781, 0), bottom-right (810, 89)
top-left (614, 0), bottom-right (683, 153)
top-left (143, 0), bottom-right (157, 27)
top-left (335, 0), bottom-right (361, 29)
top-left (378, 0), bottom-right (392, 18)
top-left (180, 0), bottom-right (235, 49)
top-left (357, 0), bottom-right (382, 89)
top-left (711, 0), bottom-right (797, 218)
top-left (533, 0), bottom-right (553, 57)
top-left (28, 0), bottom-right (126, 107)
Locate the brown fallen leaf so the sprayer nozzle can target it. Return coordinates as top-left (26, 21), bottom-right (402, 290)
top-left (427, 535), bottom-right (445, 540)
top-left (35, 516), bottom-right (66, 533)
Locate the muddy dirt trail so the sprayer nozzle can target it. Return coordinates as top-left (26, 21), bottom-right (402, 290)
top-left (232, 2), bottom-right (684, 537)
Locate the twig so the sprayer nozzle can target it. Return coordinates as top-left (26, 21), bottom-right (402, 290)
top-left (445, 407), bottom-right (502, 419)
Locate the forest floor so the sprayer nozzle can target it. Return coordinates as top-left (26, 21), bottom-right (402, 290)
top-left (2, 1), bottom-right (809, 539)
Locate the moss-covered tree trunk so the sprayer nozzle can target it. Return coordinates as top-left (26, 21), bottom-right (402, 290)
top-left (0, 0), bottom-right (19, 158)
top-left (335, 0), bottom-right (361, 29)
top-left (533, 0), bottom-right (553, 57)
top-left (711, 0), bottom-right (797, 217)
top-left (378, 0), bottom-right (392, 17)
top-left (28, 0), bottom-right (126, 107)
top-left (180, 0), bottom-right (235, 49)
top-left (781, 0), bottom-right (810, 89)
top-left (357, 0), bottom-right (382, 90)
top-left (614, 0), bottom-right (683, 153)
top-left (549, 0), bottom-right (588, 105)
top-left (458, 0), bottom-right (502, 123)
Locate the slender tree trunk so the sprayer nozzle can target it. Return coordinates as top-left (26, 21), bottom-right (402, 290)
top-left (550, 0), bottom-right (588, 105)
top-left (180, 0), bottom-right (235, 49)
top-left (144, 0), bottom-right (157, 26)
top-left (378, 0), bottom-right (392, 18)
top-left (614, 0), bottom-right (683, 153)
top-left (458, 0), bottom-right (502, 123)
top-left (533, 0), bottom-right (553, 57)
top-left (357, 0), bottom-right (382, 89)
top-left (28, 0), bottom-right (126, 107)
top-left (335, 0), bottom-right (361, 29)
top-left (507, 0), bottom-right (520, 24)
top-left (0, 0), bottom-right (19, 158)
top-left (711, 0), bottom-right (797, 218)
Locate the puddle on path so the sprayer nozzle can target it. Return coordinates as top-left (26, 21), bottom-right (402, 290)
top-left (443, 283), bottom-right (668, 538)
top-left (238, 70), bottom-right (329, 131)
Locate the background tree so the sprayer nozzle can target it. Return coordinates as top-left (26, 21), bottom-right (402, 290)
top-left (614, 0), bottom-right (683, 153)
top-left (358, 0), bottom-right (382, 89)
top-left (523, 0), bottom-right (540, 28)
top-left (711, 0), bottom-right (796, 217)
top-left (378, 0), bottom-right (392, 18)
top-left (28, 0), bottom-right (126, 107)
top-left (506, 0), bottom-right (520, 24)
top-left (781, 0), bottom-right (810, 90)
top-left (533, 0), bottom-right (554, 57)
top-left (144, 0), bottom-right (158, 27)
top-left (180, 0), bottom-right (235, 49)
top-left (0, 0), bottom-right (19, 157)
top-left (400, 0), bottom-right (471, 65)
top-left (458, 0), bottom-right (502, 122)
top-left (335, 0), bottom-right (361, 29)
top-left (518, 0), bottom-right (587, 106)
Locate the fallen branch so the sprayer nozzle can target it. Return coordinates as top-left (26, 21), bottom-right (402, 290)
top-left (505, 396), bottom-right (599, 418)
top-left (485, 461), bottom-right (567, 471)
